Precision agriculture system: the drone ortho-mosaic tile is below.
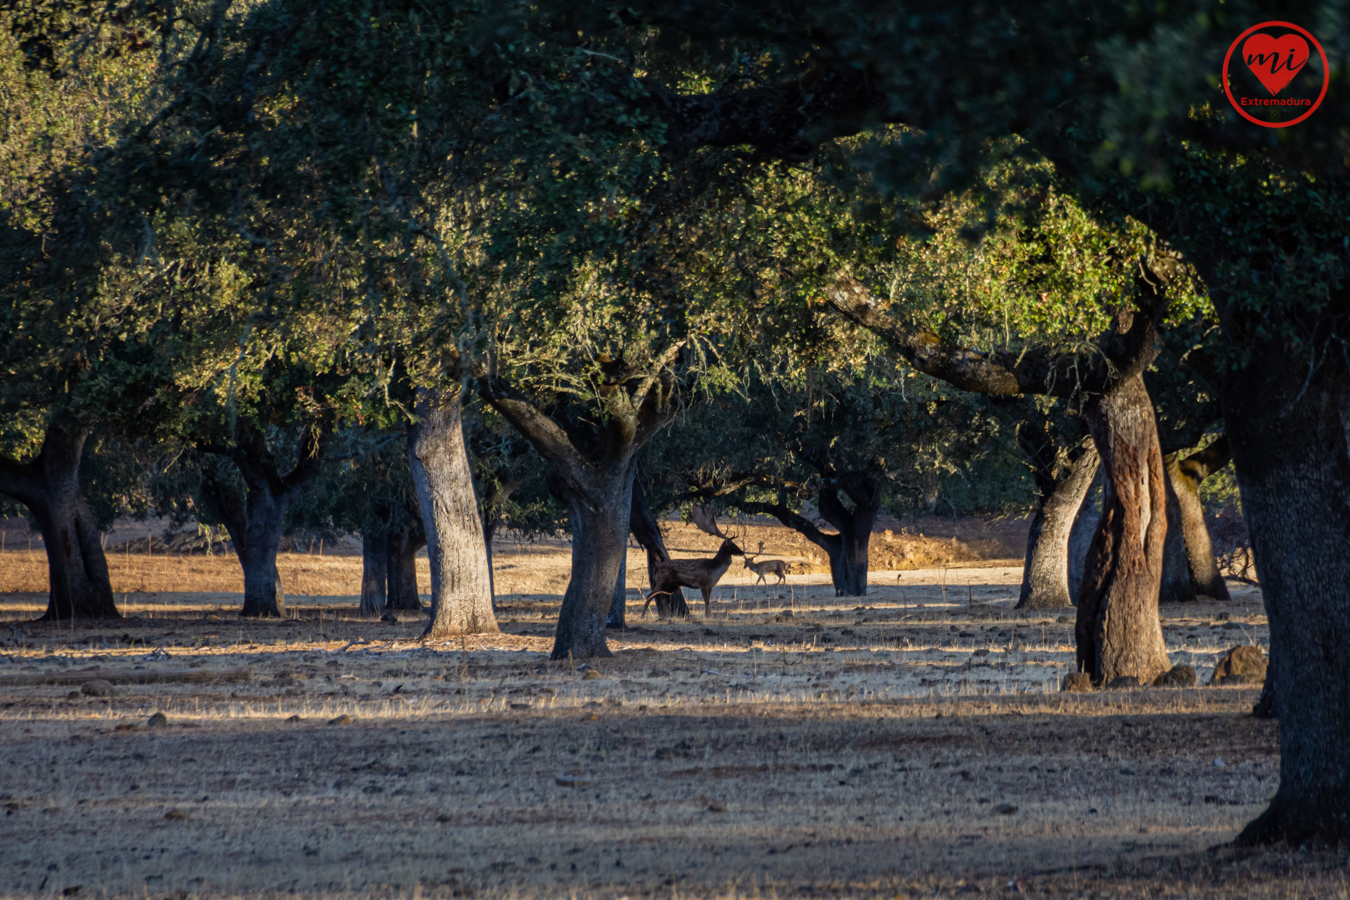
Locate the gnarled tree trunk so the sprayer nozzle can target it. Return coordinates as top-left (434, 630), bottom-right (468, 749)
top-left (0, 421), bottom-right (119, 621)
top-left (1170, 437), bottom-right (1232, 602)
top-left (481, 358), bottom-right (680, 659)
top-left (198, 428), bottom-right (324, 619)
top-left (1075, 375), bottom-right (1171, 685)
top-left (817, 474), bottom-right (880, 597)
top-left (1018, 440), bottom-right (1099, 609)
top-left (1158, 457), bottom-right (1197, 604)
top-left (408, 389), bottom-right (497, 638)
top-left (551, 463), bottom-right (635, 657)
top-left (1067, 468), bottom-right (1102, 606)
top-left (359, 531), bottom-right (388, 617)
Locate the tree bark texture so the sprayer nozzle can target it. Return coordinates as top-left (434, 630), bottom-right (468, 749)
top-left (551, 463), bottom-right (635, 658)
top-left (1223, 366), bottom-right (1350, 846)
top-left (0, 421), bottom-right (119, 621)
top-left (1067, 469), bottom-right (1102, 607)
top-left (407, 391), bottom-right (498, 639)
top-left (1170, 437), bottom-right (1233, 602)
top-left (359, 531), bottom-right (389, 617)
top-left (1018, 441), bottom-right (1099, 610)
top-left (1074, 375), bottom-right (1172, 685)
top-left (1158, 458), bottom-right (1197, 604)
top-left (606, 548), bottom-right (628, 629)
top-left (385, 529), bottom-right (425, 611)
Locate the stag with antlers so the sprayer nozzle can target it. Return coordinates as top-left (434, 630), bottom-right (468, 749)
top-left (646, 507), bottom-right (744, 616)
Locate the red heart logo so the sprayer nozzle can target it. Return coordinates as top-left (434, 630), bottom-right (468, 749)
top-left (1243, 33), bottom-right (1309, 95)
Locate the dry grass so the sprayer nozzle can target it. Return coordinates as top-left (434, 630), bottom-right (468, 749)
top-left (0, 522), bottom-right (1316, 900)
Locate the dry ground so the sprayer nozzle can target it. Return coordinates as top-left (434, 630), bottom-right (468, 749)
top-left (0, 522), bottom-right (1336, 900)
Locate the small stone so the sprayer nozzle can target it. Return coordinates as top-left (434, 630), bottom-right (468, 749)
top-left (554, 773), bottom-right (592, 787)
top-left (1056, 616), bottom-right (1072, 624)
top-left (1107, 675), bottom-right (1142, 690)
top-left (509, 702), bottom-right (532, 710)
top-left (1153, 665), bottom-right (1197, 687)
top-left (707, 800), bottom-right (727, 812)
top-left (327, 714), bottom-right (354, 725)
top-left (1211, 645), bottom-right (1267, 685)
top-left (80, 680), bottom-right (114, 697)
top-left (285, 714), bottom-right (302, 723)
top-left (993, 803), bottom-right (1018, 816)
top-left (163, 808), bottom-right (188, 821)
top-left (113, 723), bottom-right (140, 732)
top-left (66, 691), bottom-right (80, 700)
top-left (1061, 673), bottom-right (1092, 693)
top-left (147, 712), bottom-right (168, 728)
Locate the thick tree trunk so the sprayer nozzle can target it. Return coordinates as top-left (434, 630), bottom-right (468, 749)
top-left (408, 390), bottom-right (498, 638)
top-left (1171, 438), bottom-right (1233, 602)
top-left (1075, 375), bottom-right (1171, 685)
top-left (385, 529), bottom-right (424, 611)
top-left (1018, 442), bottom-right (1099, 609)
top-left (1067, 468), bottom-right (1103, 606)
top-left (629, 475), bottom-right (688, 617)
top-left (551, 463), bottom-right (635, 658)
top-left (198, 427), bottom-right (324, 619)
top-left (236, 490), bottom-right (288, 618)
top-left (1225, 367), bottom-right (1350, 846)
top-left (1158, 456), bottom-right (1197, 604)
top-left (359, 531), bottom-right (389, 617)
top-left (828, 526), bottom-right (871, 596)
top-left (817, 475), bottom-right (879, 597)
top-left (0, 422), bottom-right (120, 621)
top-left (606, 549), bottom-right (627, 629)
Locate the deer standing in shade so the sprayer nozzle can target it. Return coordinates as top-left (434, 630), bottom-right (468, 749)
top-left (743, 542), bottom-right (789, 585)
top-left (645, 507), bottom-right (743, 616)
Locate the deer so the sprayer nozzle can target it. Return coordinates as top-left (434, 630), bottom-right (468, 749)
top-left (644, 506), bottom-right (744, 616)
top-left (743, 542), bottom-right (789, 585)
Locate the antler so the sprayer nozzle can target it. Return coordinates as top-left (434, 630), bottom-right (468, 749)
top-left (689, 504), bottom-right (729, 539)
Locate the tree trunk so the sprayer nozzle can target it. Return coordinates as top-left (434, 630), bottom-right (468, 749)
top-left (1074, 375), bottom-right (1171, 685)
top-left (0, 421), bottom-right (120, 621)
top-left (408, 390), bottom-right (498, 638)
top-left (606, 548), bottom-right (628, 629)
top-left (1171, 438), bottom-right (1233, 602)
top-left (1224, 366), bottom-right (1350, 846)
top-left (550, 463), bottom-right (634, 658)
top-left (236, 489), bottom-right (288, 618)
top-left (1158, 455), bottom-right (1197, 604)
top-left (817, 474), bottom-right (880, 597)
top-left (1018, 442), bottom-right (1099, 609)
top-left (629, 474), bottom-right (689, 617)
top-left (359, 531), bottom-right (388, 617)
top-left (385, 529), bottom-right (424, 611)
top-left (1067, 468), bottom-right (1102, 606)
top-left (198, 427), bottom-right (324, 619)
top-left (483, 518), bottom-right (498, 610)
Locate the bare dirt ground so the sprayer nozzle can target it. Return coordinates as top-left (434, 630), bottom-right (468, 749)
top-left (0, 520), bottom-right (1336, 900)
